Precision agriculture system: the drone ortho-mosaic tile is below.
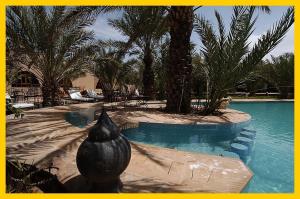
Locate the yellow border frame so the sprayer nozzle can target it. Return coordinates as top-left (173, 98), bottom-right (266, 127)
top-left (0, 0), bottom-right (297, 198)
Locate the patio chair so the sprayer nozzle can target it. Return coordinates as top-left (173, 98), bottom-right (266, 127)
top-left (68, 90), bottom-right (95, 102)
top-left (86, 89), bottom-right (105, 101)
top-left (6, 93), bottom-right (34, 109)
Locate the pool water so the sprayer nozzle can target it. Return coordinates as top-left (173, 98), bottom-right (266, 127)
top-left (122, 102), bottom-right (294, 193)
top-left (65, 108), bottom-right (101, 128)
top-left (229, 102), bottom-right (294, 193)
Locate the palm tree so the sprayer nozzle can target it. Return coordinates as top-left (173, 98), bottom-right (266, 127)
top-left (258, 53), bottom-right (294, 98)
top-left (165, 6), bottom-right (273, 113)
top-left (90, 44), bottom-right (137, 100)
top-left (6, 6), bottom-right (96, 106)
top-left (108, 7), bottom-right (167, 99)
top-left (194, 6), bottom-right (294, 115)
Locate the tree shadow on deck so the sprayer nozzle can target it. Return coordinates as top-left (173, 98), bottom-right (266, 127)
top-left (63, 174), bottom-right (214, 193)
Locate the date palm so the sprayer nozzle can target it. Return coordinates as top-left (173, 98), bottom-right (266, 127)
top-left (258, 53), bottom-right (294, 98)
top-left (108, 7), bottom-right (167, 99)
top-left (194, 6), bottom-right (294, 115)
top-left (6, 6), bottom-right (96, 106)
top-left (165, 6), bottom-right (272, 113)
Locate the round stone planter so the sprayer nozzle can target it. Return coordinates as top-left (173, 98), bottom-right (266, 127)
top-left (76, 109), bottom-right (131, 192)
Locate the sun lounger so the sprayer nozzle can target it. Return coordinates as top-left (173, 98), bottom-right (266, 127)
top-left (86, 90), bottom-right (105, 100)
top-left (6, 93), bottom-right (34, 109)
top-left (69, 91), bottom-right (94, 102)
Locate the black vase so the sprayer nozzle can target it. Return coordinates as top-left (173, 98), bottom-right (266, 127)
top-left (76, 109), bottom-right (131, 192)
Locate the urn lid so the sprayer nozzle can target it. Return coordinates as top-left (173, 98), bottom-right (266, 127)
top-left (88, 109), bottom-right (120, 141)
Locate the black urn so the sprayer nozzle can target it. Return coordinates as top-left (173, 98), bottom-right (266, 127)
top-left (76, 109), bottom-right (131, 192)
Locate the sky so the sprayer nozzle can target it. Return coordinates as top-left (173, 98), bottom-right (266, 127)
top-left (89, 6), bottom-right (294, 60)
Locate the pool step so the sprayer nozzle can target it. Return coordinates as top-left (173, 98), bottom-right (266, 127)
top-left (230, 143), bottom-right (249, 157)
top-left (240, 131), bottom-right (256, 139)
top-left (234, 136), bottom-right (254, 151)
top-left (242, 128), bottom-right (257, 133)
top-left (230, 128), bottom-right (257, 163)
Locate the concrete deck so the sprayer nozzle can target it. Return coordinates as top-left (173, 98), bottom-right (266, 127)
top-left (6, 102), bottom-right (252, 193)
top-left (50, 142), bottom-right (252, 193)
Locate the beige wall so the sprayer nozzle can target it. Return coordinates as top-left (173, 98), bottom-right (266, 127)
top-left (72, 73), bottom-right (99, 90)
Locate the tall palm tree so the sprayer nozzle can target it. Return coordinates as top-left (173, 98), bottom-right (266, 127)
top-left (165, 6), bottom-right (272, 113)
top-left (194, 6), bottom-right (294, 115)
top-left (6, 6), bottom-right (96, 106)
top-left (258, 53), bottom-right (294, 98)
top-left (108, 7), bottom-right (167, 99)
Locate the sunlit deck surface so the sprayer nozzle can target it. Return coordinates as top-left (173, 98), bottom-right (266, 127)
top-left (6, 101), bottom-right (252, 193)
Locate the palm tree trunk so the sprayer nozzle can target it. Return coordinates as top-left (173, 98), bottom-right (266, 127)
top-left (50, 82), bottom-right (60, 106)
top-left (166, 6), bottom-right (193, 113)
top-left (143, 43), bottom-right (155, 99)
top-left (42, 81), bottom-right (51, 107)
top-left (42, 80), bottom-right (60, 107)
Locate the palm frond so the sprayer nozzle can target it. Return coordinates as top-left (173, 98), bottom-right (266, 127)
top-left (242, 7), bottom-right (294, 73)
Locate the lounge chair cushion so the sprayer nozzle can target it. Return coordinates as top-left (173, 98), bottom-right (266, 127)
top-left (70, 92), bottom-right (94, 101)
top-left (6, 92), bottom-right (34, 109)
top-left (12, 103), bottom-right (34, 109)
top-left (87, 90), bottom-right (105, 99)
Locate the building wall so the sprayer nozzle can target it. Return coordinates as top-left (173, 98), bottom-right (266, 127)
top-left (71, 73), bottom-right (99, 90)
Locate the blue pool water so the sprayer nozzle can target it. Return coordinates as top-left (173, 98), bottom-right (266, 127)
top-left (122, 102), bottom-right (294, 193)
top-left (65, 108), bottom-right (100, 128)
top-left (229, 102), bottom-right (294, 193)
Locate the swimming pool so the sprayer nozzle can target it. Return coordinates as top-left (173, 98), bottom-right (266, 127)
top-left (122, 102), bottom-right (294, 193)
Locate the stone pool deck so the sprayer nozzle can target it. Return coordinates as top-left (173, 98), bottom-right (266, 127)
top-left (6, 102), bottom-right (252, 193)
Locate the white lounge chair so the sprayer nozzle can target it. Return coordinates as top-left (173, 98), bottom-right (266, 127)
top-left (6, 93), bottom-right (34, 109)
top-left (69, 90), bottom-right (94, 102)
top-left (86, 89), bottom-right (105, 100)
